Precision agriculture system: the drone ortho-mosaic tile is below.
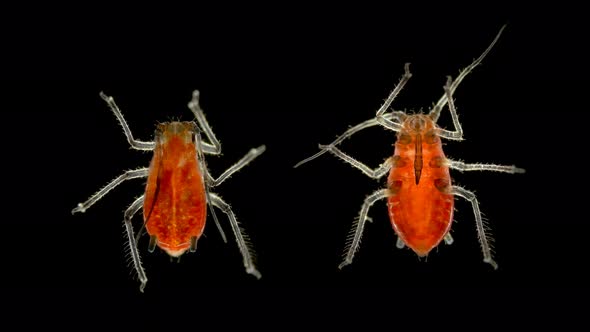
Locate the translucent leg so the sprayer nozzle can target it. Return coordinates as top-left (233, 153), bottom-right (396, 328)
top-left (187, 90), bottom-right (222, 155)
top-left (99, 92), bottom-right (155, 151)
top-left (448, 159), bottom-right (525, 174)
top-left (452, 186), bottom-right (498, 270)
top-left (339, 189), bottom-right (389, 269)
top-left (436, 76), bottom-right (464, 140)
top-left (375, 63), bottom-right (412, 131)
top-left (294, 112), bottom-right (403, 168)
top-left (209, 193), bottom-right (261, 279)
top-left (123, 195), bottom-right (148, 292)
top-left (319, 145), bottom-right (391, 179)
top-left (207, 145), bottom-right (266, 187)
top-left (72, 168), bottom-right (149, 214)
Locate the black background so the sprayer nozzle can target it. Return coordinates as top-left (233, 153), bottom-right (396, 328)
top-left (2, 4), bottom-right (587, 329)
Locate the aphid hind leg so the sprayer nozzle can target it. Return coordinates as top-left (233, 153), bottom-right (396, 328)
top-left (187, 90), bottom-right (222, 155)
top-left (209, 193), bottom-right (261, 279)
top-left (123, 195), bottom-right (149, 292)
top-left (99, 92), bottom-right (155, 151)
top-left (340, 189), bottom-right (389, 269)
top-left (448, 159), bottom-right (525, 174)
top-left (206, 145), bottom-right (266, 187)
top-left (452, 186), bottom-right (498, 270)
top-left (318, 145), bottom-right (392, 179)
top-left (375, 63), bottom-right (412, 131)
top-left (72, 168), bottom-right (149, 214)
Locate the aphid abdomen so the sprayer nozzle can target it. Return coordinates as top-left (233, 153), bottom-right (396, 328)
top-left (387, 122), bottom-right (454, 256)
top-left (144, 124), bottom-right (207, 257)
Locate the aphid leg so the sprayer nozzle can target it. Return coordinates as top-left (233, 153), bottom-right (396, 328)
top-left (444, 233), bottom-right (454, 245)
top-left (206, 145), bottom-right (267, 187)
top-left (340, 189), bottom-right (389, 269)
top-left (452, 186), bottom-right (498, 270)
top-left (447, 159), bottom-right (525, 174)
top-left (294, 112), bottom-right (404, 168)
top-left (430, 25), bottom-right (506, 122)
top-left (72, 168), bottom-right (149, 214)
top-left (396, 237), bottom-right (405, 249)
top-left (375, 63), bottom-right (412, 131)
top-left (318, 145), bottom-right (392, 179)
top-left (209, 193), bottom-right (261, 279)
top-left (123, 195), bottom-right (149, 292)
top-left (187, 90), bottom-right (222, 155)
top-left (99, 92), bottom-right (156, 150)
top-left (436, 76), bottom-right (465, 140)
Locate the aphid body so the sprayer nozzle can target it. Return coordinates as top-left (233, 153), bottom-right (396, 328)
top-left (295, 25), bottom-right (525, 269)
top-left (388, 114), bottom-right (453, 256)
top-left (73, 91), bottom-right (265, 292)
top-left (144, 122), bottom-right (207, 257)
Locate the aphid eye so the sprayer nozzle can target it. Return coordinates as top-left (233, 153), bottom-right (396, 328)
top-left (191, 134), bottom-right (196, 143)
top-left (424, 129), bottom-right (439, 144)
top-left (397, 133), bottom-right (412, 144)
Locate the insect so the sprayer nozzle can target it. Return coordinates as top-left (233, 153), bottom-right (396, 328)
top-left (295, 25), bottom-right (525, 270)
top-left (72, 90), bottom-right (265, 292)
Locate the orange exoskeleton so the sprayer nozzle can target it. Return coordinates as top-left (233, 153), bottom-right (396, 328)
top-left (295, 25), bottom-right (524, 269)
top-left (73, 90), bottom-right (265, 292)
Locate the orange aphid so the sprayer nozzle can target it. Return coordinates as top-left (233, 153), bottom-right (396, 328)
top-left (296, 25), bottom-right (525, 270)
top-left (73, 91), bottom-right (265, 292)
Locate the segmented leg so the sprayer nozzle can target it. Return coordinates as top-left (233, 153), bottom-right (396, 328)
top-left (123, 195), bottom-right (148, 292)
top-left (209, 193), bottom-right (261, 279)
top-left (452, 186), bottom-right (498, 270)
top-left (436, 76), bottom-right (465, 140)
top-left (430, 25), bottom-right (506, 122)
top-left (187, 90), bottom-right (222, 155)
top-left (294, 112), bottom-right (404, 168)
top-left (99, 92), bottom-right (156, 150)
top-left (448, 159), bottom-right (525, 174)
top-left (375, 63), bottom-right (412, 131)
top-left (72, 168), bottom-right (149, 214)
top-left (319, 145), bottom-right (392, 179)
top-left (339, 189), bottom-right (389, 269)
top-left (206, 145), bottom-right (267, 187)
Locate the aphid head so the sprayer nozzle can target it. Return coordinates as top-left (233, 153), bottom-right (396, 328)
top-left (155, 121), bottom-right (198, 145)
top-left (401, 114), bottom-right (435, 135)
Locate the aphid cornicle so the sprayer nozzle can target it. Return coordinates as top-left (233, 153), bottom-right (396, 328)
top-left (72, 90), bottom-right (265, 292)
top-left (295, 25), bottom-right (525, 269)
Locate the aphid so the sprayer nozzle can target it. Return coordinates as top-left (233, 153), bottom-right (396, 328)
top-left (72, 90), bottom-right (265, 292)
top-left (295, 25), bottom-right (525, 270)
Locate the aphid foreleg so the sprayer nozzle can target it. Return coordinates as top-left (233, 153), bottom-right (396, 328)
top-left (375, 63), bottom-right (412, 132)
top-left (187, 90), bottom-right (222, 155)
top-left (430, 25), bottom-right (506, 122)
top-left (293, 112), bottom-right (403, 168)
top-left (123, 195), bottom-right (148, 292)
top-left (318, 145), bottom-right (392, 179)
top-left (436, 76), bottom-right (464, 140)
top-left (209, 193), bottom-right (261, 279)
top-left (448, 159), bottom-right (525, 174)
top-left (339, 189), bottom-right (389, 269)
top-left (206, 145), bottom-right (267, 187)
top-left (72, 168), bottom-right (149, 214)
top-left (99, 92), bottom-right (155, 151)
top-left (452, 186), bottom-right (498, 270)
